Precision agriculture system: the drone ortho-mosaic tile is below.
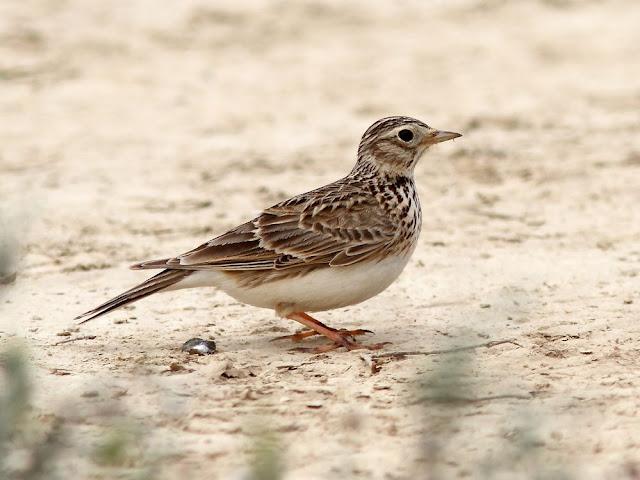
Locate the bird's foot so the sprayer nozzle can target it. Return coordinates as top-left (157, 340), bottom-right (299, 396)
top-left (289, 328), bottom-right (389, 354)
top-left (271, 328), bottom-right (373, 343)
top-left (283, 312), bottom-right (388, 354)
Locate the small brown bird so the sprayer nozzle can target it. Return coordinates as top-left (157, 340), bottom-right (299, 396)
top-left (76, 116), bottom-right (461, 353)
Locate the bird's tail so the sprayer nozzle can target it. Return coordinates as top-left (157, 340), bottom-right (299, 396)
top-left (75, 269), bottom-right (193, 324)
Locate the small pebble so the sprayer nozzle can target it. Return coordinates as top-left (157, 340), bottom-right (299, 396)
top-left (181, 337), bottom-right (217, 355)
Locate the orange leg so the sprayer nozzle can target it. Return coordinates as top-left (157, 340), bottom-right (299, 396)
top-left (281, 312), bottom-right (389, 353)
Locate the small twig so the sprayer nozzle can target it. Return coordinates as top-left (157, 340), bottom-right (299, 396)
top-left (372, 339), bottom-right (520, 360)
top-left (275, 361), bottom-right (315, 371)
top-left (53, 335), bottom-right (97, 346)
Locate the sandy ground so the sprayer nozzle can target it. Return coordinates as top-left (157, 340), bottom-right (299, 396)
top-left (1, 0), bottom-right (640, 478)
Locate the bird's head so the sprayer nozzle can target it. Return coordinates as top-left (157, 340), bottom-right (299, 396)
top-left (355, 116), bottom-right (461, 176)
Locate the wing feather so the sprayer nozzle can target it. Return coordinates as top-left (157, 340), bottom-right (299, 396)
top-left (131, 180), bottom-right (397, 272)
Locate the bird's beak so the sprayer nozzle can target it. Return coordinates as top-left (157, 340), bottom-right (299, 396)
top-left (423, 129), bottom-right (462, 145)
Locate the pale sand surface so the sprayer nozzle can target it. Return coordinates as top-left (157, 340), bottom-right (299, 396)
top-left (1, 0), bottom-right (640, 478)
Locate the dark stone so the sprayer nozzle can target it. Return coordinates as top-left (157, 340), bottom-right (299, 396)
top-left (181, 337), bottom-right (217, 355)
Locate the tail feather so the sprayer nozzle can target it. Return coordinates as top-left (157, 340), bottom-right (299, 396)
top-left (75, 269), bottom-right (192, 324)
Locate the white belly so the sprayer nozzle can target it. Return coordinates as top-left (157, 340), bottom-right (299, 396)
top-left (172, 255), bottom-right (412, 316)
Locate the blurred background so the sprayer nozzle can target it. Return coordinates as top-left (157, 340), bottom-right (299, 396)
top-left (1, 0), bottom-right (639, 479)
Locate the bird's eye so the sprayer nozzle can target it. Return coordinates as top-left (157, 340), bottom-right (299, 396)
top-left (398, 129), bottom-right (414, 142)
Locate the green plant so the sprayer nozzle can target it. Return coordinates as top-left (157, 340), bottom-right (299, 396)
top-left (247, 427), bottom-right (284, 480)
top-left (0, 345), bottom-right (65, 480)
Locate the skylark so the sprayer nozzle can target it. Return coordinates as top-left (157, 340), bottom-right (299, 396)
top-left (76, 116), bottom-right (461, 353)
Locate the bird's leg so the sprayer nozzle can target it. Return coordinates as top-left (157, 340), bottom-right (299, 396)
top-left (282, 312), bottom-right (387, 353)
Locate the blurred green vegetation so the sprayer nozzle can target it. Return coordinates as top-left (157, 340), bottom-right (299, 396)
top-left (246, 426), bottom-right (284, 480)
top-left (416, 343), bottom-right (573, 480)
top-left (0, 344), bottom-right (160, 480)
top-left (0, 211), bottom-right (18, 289)
top-left (0, 345), bottom-right (64, 480)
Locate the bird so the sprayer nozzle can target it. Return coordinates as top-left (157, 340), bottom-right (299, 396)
top-left (76, 116), bottom-right (461, 353)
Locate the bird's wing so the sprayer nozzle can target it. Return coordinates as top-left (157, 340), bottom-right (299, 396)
top-left (131, 181), bottom-right (396, 271)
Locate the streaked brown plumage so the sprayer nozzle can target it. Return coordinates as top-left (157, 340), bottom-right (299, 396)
top-left (76, 116), bottom-right (461, 353)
